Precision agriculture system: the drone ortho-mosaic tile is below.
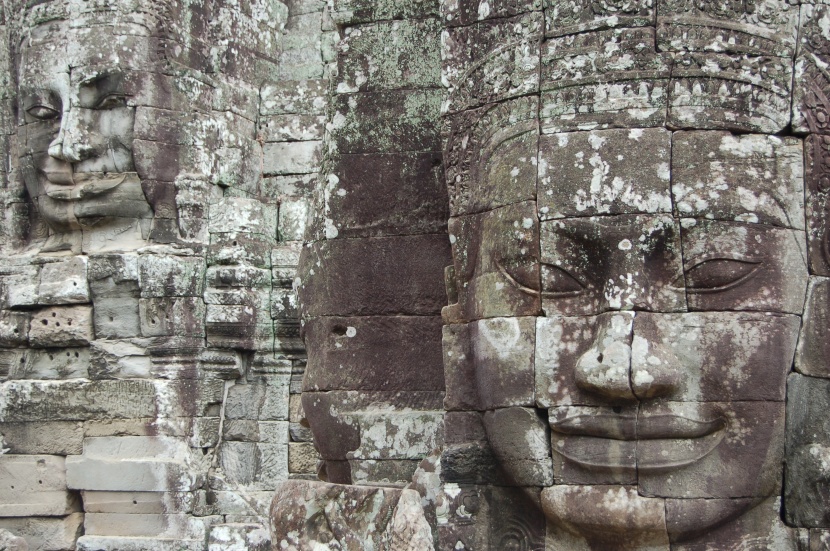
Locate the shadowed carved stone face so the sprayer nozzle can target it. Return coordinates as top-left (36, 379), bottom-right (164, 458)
top-left (18, 19), bottom-right (152, 253)
top-left (19, 18), bottom-right (152, 252)
top-left (443, 117), bottom-right (808, 547)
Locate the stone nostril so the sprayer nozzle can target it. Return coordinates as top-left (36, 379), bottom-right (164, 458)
top-left (597, 353), bottom-right (604, 363)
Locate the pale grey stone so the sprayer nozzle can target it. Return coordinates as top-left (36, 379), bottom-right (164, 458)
top-left (0, 455), bottom-right (79, 517)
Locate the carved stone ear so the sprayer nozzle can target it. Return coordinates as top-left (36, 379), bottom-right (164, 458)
top-left (806, 135), bottom-right (830, 276)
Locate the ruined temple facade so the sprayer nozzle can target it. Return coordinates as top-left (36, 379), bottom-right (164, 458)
top-left (1, 0), bottom-right (830, 550)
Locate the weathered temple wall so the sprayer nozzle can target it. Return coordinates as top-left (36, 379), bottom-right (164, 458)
top-left (0, 0), bottom-right (334, 548)
top-left (4, 0), bottom-right (830, 550)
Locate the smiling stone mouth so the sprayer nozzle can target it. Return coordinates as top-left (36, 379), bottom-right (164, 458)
top-left (43, 172), bottom-right (130, 200)
top-left (550, 414), bottom-right (727, 473)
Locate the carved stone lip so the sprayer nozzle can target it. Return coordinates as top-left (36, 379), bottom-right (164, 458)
top-left (551, 414), bottom-right (728, 472)
top-left (44, 173), bottom-right (130, 200)
top-left (550, 414), bottom-right (726, 441)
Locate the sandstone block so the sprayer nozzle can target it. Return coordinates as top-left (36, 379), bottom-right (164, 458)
top-left (37, 257), bottom-right (90, 305)
top-left (805, 135), bottom-right (830, 275)
top-left (796, 277), bottom-right (830, 378)
top-left (483, 407), bottom-right (553, 487)
top-left (92, 297), bottom-right (141, 338)
top-left (28, 306), bottom-right (94, 347)
top-left (538, 128), bottom-right (672, 219)
top-left (302, 315), bottom-right (445, 391)
top-left (672, 131), bottom-right (804, 229)
top-left (83, 512), bottom-right (211, 539)
top-left (337, 18), bottom-right (441, 93)
top-left (138, 254), bottom-right (205, 298)
top-left (541, 28), bottom-right (670, 132)
top-left (225, 379), bottom-right (289, 421)
top-left (16, 348), bottom-right (90, 380)
top-left (270, 481), bottom-right (434, 550)
top-left (208, 198), bottom-right (278, 236)
top-left (447, 202), bottom-right (542, 320)
top-left (668, 53), bottom-right (792, 134)
top-left (0, 455), bottom-right (79, 517)
top-left (258, 114), bottom-right (325, 142)
top-left (0, 422), bottom-right (83, 455)
top-left (681, 220), bottom-right (808, 314)
top-left (259, 80), bottom-right (328, 116)
top-left (208, 523), bottom-right (270, 551)
top-left (472, 316), bottom-right (536, 409)
top-left (0, 311), bottom-right (28, 347)
top-left (324, 152), bottom-right (448, 238)
top-left (66, 437), bottom-right (203, 492)
top-left (638, 401), bottom-right (784, 499)
top-left (288, 442), bottom-right (319, 474)
top-left (139, 297), bottom-right (206, 337)
top-left (75, 535), bottom-right (204, 551)
top-left (89, 340), bottom-right (152, 379)
top-left (446, 17), bottom-right (540, 109)
top-left (0, 529), bottom-right (27, 550)
top-left (540, 215), bottom-right (685, 316)
top-left (81, 492), bottom-right (194, 514)
top-left (262, 141), bottom-right (322, 175)
top-left (330, 89), bottom-right (442, 154)
top-left (298, 234), bottom-right (450, 316)
top-left (0, 379), bottom-right (221, 422)
top-left (218, 442), bottom-right (287, 490)
top-left (0, 513), bottom-right (83, 551)
top-left (331, 0), bottom-right (438, 24)
top-left (786, 373), bottom-right (830, 527)
top-left (348, 410), bottom-right (444, 461)
top-left (443, 97), bottom-right (538, 217)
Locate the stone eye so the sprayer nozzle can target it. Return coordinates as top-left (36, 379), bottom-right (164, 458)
top-left (26, 104), bottom-right (60, 120)
top-left (685, 258), bottom-right (760, 292)
top-left (498, 258), bottom-right (540, 295)
top-left (541, 263), bottom-right (584, 297)
top-left (95, 94), bottom-right (127, 109)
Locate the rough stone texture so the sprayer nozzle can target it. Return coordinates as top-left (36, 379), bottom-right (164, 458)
top-left (303, 315), bottom-right (445, 391)
top-left (541, 27), bottom-right (671, 132)
top-left (538, 128), bottom-right (672, 220)
top-left (796, 277), bottom-right (830, 378)
top-left (297, 235), bottom-right (450, 317)
top-left (270, 481), bottom-right (434, 551)
top-left (0, 514), bottom-right (83, 551)
top-left (0, 529), bottom-right (28, 551)
top-left (671, 132), bottom-right (805, 229)
top-left (786, 373), bottom-right (830, 528)
top-left (680, 220), bottom-right (809, 315)
top-left (540, 215), bottom-right (685, 315)
top-left (4, 0), bottom-right (830, 548)
top-left (806, 134), bottom-right (830, 276)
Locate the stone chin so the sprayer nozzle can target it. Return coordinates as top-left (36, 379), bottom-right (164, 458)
top-left (36, 172), bottom-right (153, 254)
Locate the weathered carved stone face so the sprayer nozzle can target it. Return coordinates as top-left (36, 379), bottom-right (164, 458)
top-left (18, 19), bottom-right (153, 253)
top-left (444, 124), bottom-right (808, 546)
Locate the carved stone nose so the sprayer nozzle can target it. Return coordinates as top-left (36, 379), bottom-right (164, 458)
top-left (630, 334), bottom-right (683, 400)
top-left (48, 109), bottom-right (93, 163)
top-left (574, 312), bottom-right (637, 402)
top-left (574, 311), bottom-right (681, 403)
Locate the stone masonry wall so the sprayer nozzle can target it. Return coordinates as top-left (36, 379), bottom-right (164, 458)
top-left (0, 1), bottom-right (333, 549)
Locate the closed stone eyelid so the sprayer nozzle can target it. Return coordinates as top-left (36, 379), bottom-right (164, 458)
top-left (497, 261), bottom-right (586, 298)
top-left (681, 257), bottom-right (762, 294)
top-left (497, 262), bottom-right (541, 297)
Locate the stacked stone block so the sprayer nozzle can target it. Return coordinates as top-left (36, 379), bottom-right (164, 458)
top-left (435, 0), bottom-right (827, 549)
top-left (0, 0), bottom-right (331, 548)
top-left (296, 0), bottom-right (450, 507)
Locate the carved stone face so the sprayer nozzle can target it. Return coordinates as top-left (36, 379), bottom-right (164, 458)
top-left (18, 20), bottom-right (152, 253)
top-left (444, 121), bottom-right (808, 547)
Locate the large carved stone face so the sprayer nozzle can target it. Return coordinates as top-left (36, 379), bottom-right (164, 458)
top-left (444, 114), bottom-right (808, 546)
top-left (18, 19), bottom-right (153, 253)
